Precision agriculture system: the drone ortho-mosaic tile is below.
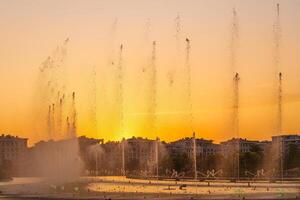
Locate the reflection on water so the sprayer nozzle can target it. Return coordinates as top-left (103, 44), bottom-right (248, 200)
top-left (0, 176), bottom-right (299, 199)
top-left (0, 178), bottom-right (43, 186)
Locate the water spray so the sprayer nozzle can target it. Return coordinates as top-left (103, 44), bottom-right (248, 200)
top-left (116, 44), bottom-right (124, 138)
top-left (71, 92), bottom-right (77, 138)
top-left (193, 132), bottom-right (197, 180)
top-left (273, 3), bottom-right (284, 182)
top-left (167, 13), bottom-right (182, 87)
top-left (144, 18), bottom-right (151, 44)
top-left (57, 97), bottom-right (63, 136)
top-left (122, 137), bottom-right (126, 176)
top-left (95, 149), bottom-right (98, 176)
top-left (185, 37), bottom-right (196, 179)
top-left (230, 6), bottom-right (240, 181)
top-left (155, 137), bottom-right (160, 179)
top-left (148, 41), bottom-right (159, 178)
top-left (185, 38), bottom-right (193, 134)
top-left (273, 3), bottom-right (281, 73)
top-left (47, 105), bottom-right (52, 138)
top-left (90, 66), bottom-right (98, 138)
top-left (149, 41), bottom-right (157, 136)
top-left (37, 39), bottom-right (69, 140)
top-left (51, 103), bottom-right (55, 138)
top-left (278, 72), bottom-right (284, 182)
top-left (230, 7), bottom-right (239, 72)
top-left (66, 116), bottom-right (70, 137)
top-left (175, 13), bottom-right (182, 55)
top-left (56, 91), bottom-right (63, 137)
top-left (116, 44), bottom-right (125, 175)
top-left (233, 72), bottom-right (240, 181)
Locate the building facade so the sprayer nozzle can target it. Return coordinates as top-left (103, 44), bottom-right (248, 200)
top-left (0, 134), bottom-right (28, 175)
top-left (220, 138), bottom-right (270, 157)
top-left (167, 137), bottom-right (220, 158)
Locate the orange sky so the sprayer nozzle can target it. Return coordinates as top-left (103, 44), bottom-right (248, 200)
top-left (1, 0), bottom-right (300, 145)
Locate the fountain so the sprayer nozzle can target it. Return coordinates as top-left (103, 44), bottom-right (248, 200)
top-left (150, 41), bottom-right (157, 135)
top-left (151, 41), bottom-right (159, 179)
top-left (233, 72), bottom-right (240, 181)
top-left (192, 132), bottom-right (197, 180)
top-left (273, 3), bottom-right (284, 181)
top-left (117, 44), bottom-right (124, 135)
top-left (122, 138), bottom-right (126, 176)
top-left (57, 95), bottom-right (63, 136)
top-left (66, 116), bottom-right (70, 137)
top-left (70, 92), bottom-right (77, 138)
top-left (278, 72), bottom-right (284, 182)
top-left (115, 44), bottom-right (125, 175)
top-left (185, 38), bottom-right (193, 132)
top-left (184, 38), bottom-right (197, 180)
top-left (35, 39), bottom-right (69, 140)
top-left (167, 13), bottom-right (182, 87)
top-left (51, 103), bottom-right (55, 137)
top-left (229, 6), bottom-right (241, 181)
top-left (28, 39), bottom-right (83, 181)
top-left (155, 137), bottom-right (160, 179)
top-left (1, 5), bottom-right (300, 199)
top-left (230, 7), bottom-right (239, 73)
top-left (89, 66), bottom-right (98, 138)
top-left (47, 105), bottom-right (52, 138)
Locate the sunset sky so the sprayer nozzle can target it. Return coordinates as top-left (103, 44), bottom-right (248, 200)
top-left (1, 0), bottom-right (300, 145)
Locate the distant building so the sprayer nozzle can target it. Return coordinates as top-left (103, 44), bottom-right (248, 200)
top-left (0, 134), bottom-right (28, 162)
top-left (100, 141), bottom-right (123, 174)
top-left (0, 134), bottom-right (28, 175)
top-left (125, 137), bottom-right (157, 172)
top-left (167, 137), bottom-right (220, 158)
top-left (272, 135), bottom-right (300, 148)
top-left (220, 138), bottom-right (270, 157)
top-left (271, 134), bottom-right (300, 157)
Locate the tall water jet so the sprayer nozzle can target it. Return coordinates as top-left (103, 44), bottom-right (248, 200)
top-left (233, 72), bottom-right (240, 180)
top-left (149, 41), bottom-right (157, 136)
top-left (230, 7), bottom-right (239, 72)
top-left (192, 132), bottom-right (197, 180)
top-left (167, 13), bottom-right (182, 88)
top-left (55, 91), bottom-right (61, 137)
top-left (229, 7), bottom-right (240, 181)
top-left (51, 103), bottom-right (56, 137)
top-left (122, 138), bottom-right (126, 176)
top-left (30, 39), bottom-right (82, 182)
top-left (155, 137), bottom-right (160, 179)
top-left (66, 116), bottom-right (70, 137)
top-left (47, 105), bottom-right (52, 138)
top-left (144, 18), bottom-right (151, 44)
top-left (57, 96), bottom-right (63, 137)
top-left (175, 13), bottom-right (182, 55)
top-left (273, 3), bottom-right (281, 74)
top-left (35, 39), bottom-right (69, 141)
top-left (185, 38), bottom-right (193, 134)
top-left (185, 38), bottom-right (196, 179)
top-left (89, 66), bottom-right (98, 137)
top-left (117, 44), bottom-right (124, 135)
top-left (273, 3), bottom-right (283, 181)
top-left (278, 72), bottom-right (283, 181)
top-left (70, 92), bottom-right (77, 138)
top-left (149, 41), bottom-right (158, 178)
top-left (116, 44), bottom-right (125, 175)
